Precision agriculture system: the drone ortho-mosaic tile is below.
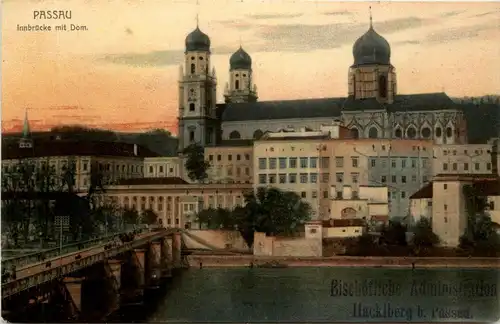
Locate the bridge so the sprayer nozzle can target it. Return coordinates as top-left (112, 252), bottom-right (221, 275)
top-left (1, 227), bottom-right (183, 322)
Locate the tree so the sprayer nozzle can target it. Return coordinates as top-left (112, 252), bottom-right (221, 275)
top-left (196, 207), bottom-right (236, 230)
top-left (123, 207), bottom-right (139, 226)
top-left (242, 187), bottom-right (311, 244)
top-left (182, 144), bottom-right (210, 182)
top-left (380, 220), bottom-right (407, 246)
top-left (412, 217), bottom-right (440, 255)
top-left (141, 209), bottom-right (159, 225)
top-left (460, 184), bottom-right (500, 255)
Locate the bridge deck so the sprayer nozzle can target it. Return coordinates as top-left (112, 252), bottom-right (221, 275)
top-left (13, 231), bottom-right (157, 281)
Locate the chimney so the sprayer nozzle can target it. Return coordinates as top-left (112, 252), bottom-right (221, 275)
top-left (133, 144), bottom-right (138, 156)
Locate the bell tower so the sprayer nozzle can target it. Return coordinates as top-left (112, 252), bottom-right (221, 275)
top-left (177, 19), bottom-right (219, 152)
top-left (224, 45), bottom-right (258, 103)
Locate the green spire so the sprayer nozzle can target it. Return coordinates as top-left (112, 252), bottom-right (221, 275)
top-left (22, 109), bottom-right (30, 138)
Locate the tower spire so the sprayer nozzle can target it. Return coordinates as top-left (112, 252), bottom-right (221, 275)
top-left (196, 0), bottom-right (199, 27)
top-left (22, 108), bottom-right (30, 138)
top-left (369, 6), bottom-right (373, 28)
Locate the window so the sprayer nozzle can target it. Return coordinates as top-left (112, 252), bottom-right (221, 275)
top-left (444, 217), bottom-right (448, 223)
top-left (401, 191), bottom-right (406, 199)
top-left (411, 159), bottom-right (417, 168)
top-left (444, 204), bottom-right (448, 211)
top-left (312, 191), bottom-right (318, 198)
top-left (352, 191), bottom-right (359, 199)
top-left (189, 131), bottom-right (195, 142)
top-left (300, 173), bottom-right (308, 183)
top-left (336, 172), bottom-right (344, 183)
top-left (217, 155), bottom-right (222, 161)
top-left (289, 158), bottom-right (297, 168)
top-left (323, 191), bottom-right (328, 198)
top-left (279, 158), bottom-right (287, 169)
top-left (370, 159), bottom-right (376, 167)
top-left (310, 173), bottom-right (317, 183)
top-left (487, 163), bottom-right (492, 170)
top-left (310, 157), bottom-right (318, 168)
top-left (320, 157), bottom-right (329, 168)
top-left (463, 163), bottom-right (468, 171)
top-left (411, 175), bottom-right (417, 182)
top-left (427, 201), bottom-right (432, 207)
top-left (335, 157), bottom-right (344, 167)
top-left (159, 166), bottom-right (164, 173)
top-left (443, 163), bottom-right (448, 171)
top-left (269, 158), bottom-right (277, 169)
top-left (401, 159), bottom-right (406, 168)
top-left (245, 168), bottom-right (250, 175)
top-left (235, 80), bottom-right (239, 90)
top-left (289, 173), bottom-right (297, 183)
top-left (475, 163), bottom-right (480, 171)
top-left (245, 154), bottom-right (250, 160)
top-left (379, 75), bottom-right (387, 98)
top-left (189, 103), bottom-right (195, 111)
top-left (279, 174), bottom-right (287, 184)
top-left (259, 174), bottom-right (266, 184)
top-left (401, 176), bottom-right (406, 183)
top-left (209, 155), bottom-right (214, 161)
top-left (444, 184), bottom-right (448, 189)
top-left (336, 191), bottom-right (343, 199)
top-left (300, 157), bottom-right (308, 168)
top-left (351, 173), bottom-right (359, 183)
top-left (391, 159), bottom-right (396, 168)
top-left (381, 175), bottom-right (387, 183)
top-left (190, 63), bottom-right (195, 74)
top-left (149, 166), bottom-right (154, 173)
top-left (269, 175), bottom-right (276, 184)
top-left (228, 155), bottom-right (232, 161)
top-left (391, 175), bottom-right (396, 183)
top-left (452, 163), bottom-right (458, 171)
top-left (83, 163), bottom-right (88, 171)
top-left (321, 173), bottom-right (329, 183)
top-left (258, 158), bottom-right (266, 170)
top-left (227, 167), bottom-right (233, 176)
top-left (422, 158), bottom-right (428, 168)
top-left (301, 192), bottom-right (307, 198)
top-left (352, 157), bottom-right (359, 167)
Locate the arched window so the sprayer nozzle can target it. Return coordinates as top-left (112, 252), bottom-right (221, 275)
top-left (378, 75), bottom-right (387, 98)
top-left (189, 131), bottom-right (195, 142)
top-left (394, 129), bottom-right (402, 138)
top-left (189, 103), bottom-right (195, 112)
top-left (229, 131), bottom-right (241, 139)
top-left (351, 128), bottom-right (359, 139)
top-left (421, 127), bottom-right (431, 138)
top-left (368, 127), bottom-right (378, 139)
top-left (407, 127), bottom-right (417, 139)
top-left (253, 129), bottom-right (264, 140)
top-left (435, 127), bottom-right (442, 137)
top-left (235, 80), bottom-right (239, 90)
top-left (190, 63), bottom-right (195, 74)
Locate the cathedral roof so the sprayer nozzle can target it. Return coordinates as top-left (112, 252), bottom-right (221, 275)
top-left (185, 27), bottom-right (211, 52)
top-left (352, 22), bottom-right (391, 66)
top-left (221, 93), bottom-right (459, 122)
top-left (342, 93), bottom-right (457, 112)
top-left (221, 97), bottom-right (344, 122)
top-left (230, 46), bottom-right (252, 71)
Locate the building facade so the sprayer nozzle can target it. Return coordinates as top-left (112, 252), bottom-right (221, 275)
top-left (432, 144), bottom-right (493, 175)
top-left (204, 143), bottom-right (253, 184)
top-left (105, 178), bottom-right (253, 229)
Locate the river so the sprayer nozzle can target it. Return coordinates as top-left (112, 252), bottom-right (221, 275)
top-left (118, 267), bottom-right (499, 323)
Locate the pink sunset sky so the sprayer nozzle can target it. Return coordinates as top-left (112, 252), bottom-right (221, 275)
top-left (2, 0), bottom-right (499, 134)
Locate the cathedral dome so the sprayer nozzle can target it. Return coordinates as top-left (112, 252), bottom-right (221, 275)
top-left (352, 24), bottom-right (391, 66)
top-left (185, 27), bottom-right (211, 52)
top-left (230, 46), bottom-right (252, 70)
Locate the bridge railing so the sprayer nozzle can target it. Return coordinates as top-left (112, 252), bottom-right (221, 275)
top-left (1, 228), bottom-right (175, 299)
top-left (1, 227), bottom-right (150, 270)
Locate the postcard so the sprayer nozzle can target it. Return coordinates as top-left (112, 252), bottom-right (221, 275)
top-left (1, 0), bottom-right (499, 323)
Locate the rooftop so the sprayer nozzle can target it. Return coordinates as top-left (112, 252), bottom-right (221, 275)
top-left (1, 139), bottom-right (160, 160)
top-left (114, 177), bottom-right (189, 186)
top-left (410, 177), bottom-right (500, 199)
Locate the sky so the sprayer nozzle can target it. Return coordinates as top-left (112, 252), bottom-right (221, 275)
top-left (1, 0), bottom-right (499, 134)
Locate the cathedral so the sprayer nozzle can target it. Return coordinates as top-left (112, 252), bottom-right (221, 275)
top-left (177, 16), bottom-right (469, 151)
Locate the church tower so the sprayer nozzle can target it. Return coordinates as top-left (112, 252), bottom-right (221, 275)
top-left (19, 109), bottom-right (33, 149)
top-left (348, 8), bottom-right (397, 104)
top-left (224, 46), bottom-right (258, 103)
top-left (177, 22), bottom-right (219, 152)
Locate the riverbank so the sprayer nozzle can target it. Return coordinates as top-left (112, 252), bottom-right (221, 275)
top-left (187, 254), bottom-right (500, 268)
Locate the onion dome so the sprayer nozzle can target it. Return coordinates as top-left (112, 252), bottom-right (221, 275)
top-left (230, 46), bottom-right (252, 71)
top-left (352, 22), bottom-right (391, 66)
top-left (185, 27), bottom-right (211, 52)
